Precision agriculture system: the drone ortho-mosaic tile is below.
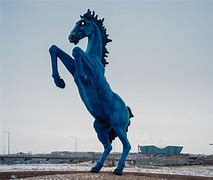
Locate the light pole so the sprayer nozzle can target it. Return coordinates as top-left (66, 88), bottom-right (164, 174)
top-left (2, 131), bottom-right (10, 155)
top-left (113, 140), bottom-right (116, 154)
top-left (69, 136), bottom-right (78, 153)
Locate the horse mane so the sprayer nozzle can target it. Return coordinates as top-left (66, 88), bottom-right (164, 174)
top-left (81, 9), bottom-right (112, 67)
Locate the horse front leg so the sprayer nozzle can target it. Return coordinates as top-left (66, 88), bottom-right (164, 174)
top-left (49, 45), bottom-right (76, 88)
top-left (72, 47), bottom-right (91, 85)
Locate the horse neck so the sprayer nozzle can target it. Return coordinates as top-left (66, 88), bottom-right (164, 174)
top-left (86, 22), bottom-right (102, 59)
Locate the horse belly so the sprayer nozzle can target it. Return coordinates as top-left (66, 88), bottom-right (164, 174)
top-left (75, 76), bottom-right (114, 120)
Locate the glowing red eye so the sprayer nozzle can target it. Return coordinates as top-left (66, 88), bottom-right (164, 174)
top-left (80, 21), bottom-right (85, 26)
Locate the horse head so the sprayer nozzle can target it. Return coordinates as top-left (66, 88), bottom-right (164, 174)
top-left (68, 17), bottom-right (94, 45)
top-left (68, 9), bottom-right (112, 67)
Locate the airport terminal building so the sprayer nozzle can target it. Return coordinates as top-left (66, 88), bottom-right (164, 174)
top-left (138, 145), bottom-right (183, 155)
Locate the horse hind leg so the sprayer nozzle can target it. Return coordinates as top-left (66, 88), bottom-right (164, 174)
top-left (91, 131), bottom-right (112, 173)
top-left (113, 127), bottom-right (131, 175)
top-left (91, 124), bottom-right (112, 173)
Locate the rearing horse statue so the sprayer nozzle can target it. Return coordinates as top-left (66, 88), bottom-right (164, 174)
top-left (49, 9), bottom-right (133, 175)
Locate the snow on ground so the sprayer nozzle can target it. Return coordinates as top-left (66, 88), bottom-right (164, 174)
top-left (0, 162), bottom-right (213, 177)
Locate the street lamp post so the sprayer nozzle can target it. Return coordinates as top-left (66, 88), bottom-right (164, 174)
top-left (113, 140), bottom-right (116, 154)
top-left (2, 131), bottom-right (10, 155)
top-left (74, 137), bottom-right (77, 153)
top-left (70, 136), bottom-right (78, 153)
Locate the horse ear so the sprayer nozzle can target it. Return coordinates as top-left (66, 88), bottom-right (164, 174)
top-left (87, 9), bottom-right (90, 13)
top-left (80, 15), bottom-right (83, 18)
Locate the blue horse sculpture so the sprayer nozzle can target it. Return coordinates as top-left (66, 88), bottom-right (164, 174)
top-left (49, 9), bottom-right (133, 175)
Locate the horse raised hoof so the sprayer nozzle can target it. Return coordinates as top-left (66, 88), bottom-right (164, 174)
top-left (53, 77), bottom-right (65, 89)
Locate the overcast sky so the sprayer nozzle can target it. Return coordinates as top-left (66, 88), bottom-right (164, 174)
top-left (0, 0), bottom-right (213, 155)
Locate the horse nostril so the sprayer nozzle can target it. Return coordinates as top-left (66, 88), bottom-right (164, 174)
top-left (68, 34), bottom-right (79, 44)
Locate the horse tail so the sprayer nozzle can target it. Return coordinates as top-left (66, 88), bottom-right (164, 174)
top-left (127, 106), bottom-right (134, 119)
top-left (126, 106), bottom-right (133, 133)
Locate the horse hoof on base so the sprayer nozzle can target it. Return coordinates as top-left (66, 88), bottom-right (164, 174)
top-left (113, 169), bottom-right (123, 175)
top-left (113, 171), bottom-right (122, 175)
top-left (90, 167), bottom-right (100, 173)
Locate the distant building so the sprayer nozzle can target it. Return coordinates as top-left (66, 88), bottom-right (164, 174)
top-left (138, 145), bottom-right (183, 155)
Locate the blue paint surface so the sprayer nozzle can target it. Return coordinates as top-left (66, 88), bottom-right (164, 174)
top-left (49, 9), bottom-right (133, 174)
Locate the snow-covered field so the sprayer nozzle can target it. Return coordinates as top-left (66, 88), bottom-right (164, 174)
top-left (0, 162), bottom-right (213, 177)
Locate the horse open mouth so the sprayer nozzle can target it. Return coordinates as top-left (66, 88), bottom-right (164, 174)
top-left (68, 35), bottom-right (79, 45)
